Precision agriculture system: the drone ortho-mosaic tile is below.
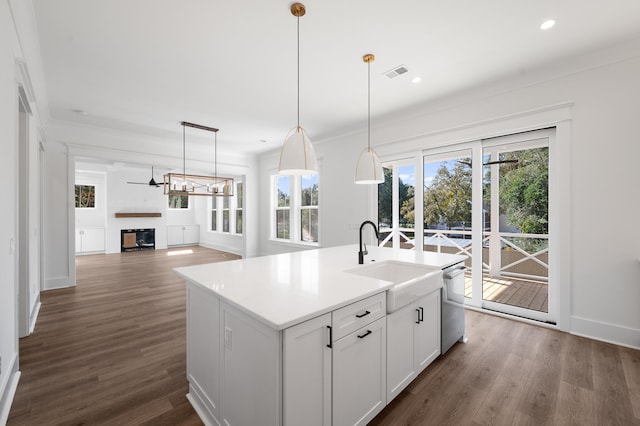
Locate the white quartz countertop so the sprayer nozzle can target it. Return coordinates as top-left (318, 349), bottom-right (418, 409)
top-left (175, 244), bottom-right (466, 330)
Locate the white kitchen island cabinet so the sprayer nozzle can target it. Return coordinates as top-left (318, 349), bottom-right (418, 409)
top-left (284, 313), bottom-right (332, 426)
top-left (332, 316), bottom-right (387, 426)
top-left (176, 244), bottom-right (466, 426)
top-left (386, 290), bottom-right (441, 402)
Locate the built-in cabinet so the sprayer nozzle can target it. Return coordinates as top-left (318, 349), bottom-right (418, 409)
top-left (75, 227), bottom-right (105, 253)
top-left (167, 224), bottom-right (199, 246)
top-left (186, 283), bottom-right (440, 426)
top-left (284, 313), bottom-right (332, 426)
top-left (386, 290), bottom-right (441, 402)
top-left (332, 316), bottom-right (386, 426)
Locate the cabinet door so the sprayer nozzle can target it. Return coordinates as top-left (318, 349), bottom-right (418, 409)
top-left (386, 302), bottom-right (418, 402)
top-left (284, 313), bottom-right (331, 426)
top-left (187, 284), bottom-right (221, 423)
top-left (221, 302), bottom-right (280, 426)
top-left (333, 316), bottom-right (386, 426)
top-left (167, 225), bottom-right (183, 246)
top-left (81, 228), bottom-right (105, 252)
top-left (416, 291), bottom-right (441, 373)
top-left (75, 229), bottom-right (83, 253)
top-left (183, 225), bottom-right (200, 245)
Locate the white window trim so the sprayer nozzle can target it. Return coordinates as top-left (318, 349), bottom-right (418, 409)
top-left (208, 179), bottom-right (244, 236)
top-left (271, 174), bottom-right (320, 246)
top-left (168, 194), bottom-right (190, 210)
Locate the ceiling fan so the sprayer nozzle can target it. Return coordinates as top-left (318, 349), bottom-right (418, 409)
top-left (457, 159), bottom-right (519, 167)
top-left (126, 166), bottom-right (161, 187)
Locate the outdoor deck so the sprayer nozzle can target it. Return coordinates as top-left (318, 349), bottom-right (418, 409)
top-left (464, 274), bottom-right (548, 313)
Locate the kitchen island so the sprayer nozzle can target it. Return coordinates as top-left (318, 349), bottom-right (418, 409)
top-left (175, 244), bottom-right (466, 426)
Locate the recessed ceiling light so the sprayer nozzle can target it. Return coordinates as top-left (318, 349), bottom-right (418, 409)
top-left (540, 19), bottom-right (556, 30)
top-left (412, 77), bottom-right (422, 84)
top-left (71, 108), bottom-right (89, 116)
top-left (259, 139), bottom-right (268, 143)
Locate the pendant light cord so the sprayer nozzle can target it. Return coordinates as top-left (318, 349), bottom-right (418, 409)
top-left (183, 124), bottom-right (186, 179)
top-left (297, 14), bottom-right (300, 128)
top-left (367, 60), bottom-right (371, 150)
top-left (214, 131), bottom-right (218, 179)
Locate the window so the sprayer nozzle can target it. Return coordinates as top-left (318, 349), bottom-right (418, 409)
top-left (300, 174), bottom-right (318, 242)
top-left (377, 161), bottom-right (415, 249)
top-left (211, 197), bottom-right (217, 231)
top-left (222, 196), bottom-right (230, 233)
top-left (275, 176), bottom-right (291, 239)
top-left (273, 174), bottom-right (319, 245)
top-left (75, 185), bottom-right (95, 208)
top-left (235, 182), bottom-right (243, 234)
top-left (209, 179), bottom-right (245, 236)
top-left (168, 194), bottom-right (189, 209)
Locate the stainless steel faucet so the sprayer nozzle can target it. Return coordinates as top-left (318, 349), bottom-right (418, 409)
top-left (359, 220), bottom-right (379, 264)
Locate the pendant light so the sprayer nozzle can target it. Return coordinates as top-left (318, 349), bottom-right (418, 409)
top-left (164, 121), bottom-right (234, 196)
top-left (354, 54), bottom-right (384, 184)
top-left (278, 2), bottom-right (318, 175)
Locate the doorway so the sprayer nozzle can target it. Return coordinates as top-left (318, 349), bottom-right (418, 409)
top-left (418, 129), bottom-right (555, 323)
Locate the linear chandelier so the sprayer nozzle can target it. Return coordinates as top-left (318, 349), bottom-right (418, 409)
top-left (164, 121), bottom-right (234, 197)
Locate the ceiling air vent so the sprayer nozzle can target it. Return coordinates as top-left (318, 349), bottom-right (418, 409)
top-left (384, 65), bottom-right (409, 79)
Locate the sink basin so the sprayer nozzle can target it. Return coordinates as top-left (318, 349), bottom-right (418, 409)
top-left (345, 260), bottom-right (443, 313)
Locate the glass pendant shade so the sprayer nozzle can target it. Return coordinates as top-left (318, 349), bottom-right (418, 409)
top-left (278, 126), bottom-right (318, 175)
top-left (355, 146), bottom-right (384, 184)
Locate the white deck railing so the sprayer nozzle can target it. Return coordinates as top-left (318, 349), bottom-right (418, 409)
top-left (379, 227), bottom-right (548, 282)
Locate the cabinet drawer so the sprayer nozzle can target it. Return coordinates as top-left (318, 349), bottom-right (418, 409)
top-left (332, 292), bottom-right (386, 341)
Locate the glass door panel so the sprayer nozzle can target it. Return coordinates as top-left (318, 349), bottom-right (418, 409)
top-left (378, 161), bottom-right (416, 250)
top-left (482, 137), bottom-right (550, 321)
top-left (423, 150), bottom-right (473, 298)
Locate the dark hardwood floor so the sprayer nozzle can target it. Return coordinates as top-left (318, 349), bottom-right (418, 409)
top-left (8, 246), bottom-right (240, 425)
top-left (8, 247), bottom-right (640, 425)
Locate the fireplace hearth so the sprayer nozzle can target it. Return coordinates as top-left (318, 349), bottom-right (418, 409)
top-left (121, 228), bottom-right (155, 252)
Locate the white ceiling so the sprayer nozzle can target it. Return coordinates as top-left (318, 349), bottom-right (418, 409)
top-left (33, 0), bottom-right (640, 155)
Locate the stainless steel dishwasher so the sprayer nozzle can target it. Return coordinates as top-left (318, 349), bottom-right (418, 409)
top-left (441, 263), bottom-right (466, 354)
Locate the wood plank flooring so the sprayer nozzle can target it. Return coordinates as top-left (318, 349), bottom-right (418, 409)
top-left (465, 275), bottom-right (549, 313)
top-left (8, 247), bottom-right (640, 425)
top-left (369, 312), bottom-right (640, 425)
top-left (8, 246), bottom-right (240, 425)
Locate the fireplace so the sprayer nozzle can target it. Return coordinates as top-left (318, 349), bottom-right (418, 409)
top-left (121, 228), bottom-right (155, 252)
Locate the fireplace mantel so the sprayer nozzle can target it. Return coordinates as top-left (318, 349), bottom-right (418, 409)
top-left (115, 212), bottom-right (162, 218)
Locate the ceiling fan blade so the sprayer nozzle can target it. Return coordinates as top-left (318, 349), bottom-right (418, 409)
top-left (483, 159), bottom-right (519, 166)
top-left (127, 181), bottom-right (149, 185)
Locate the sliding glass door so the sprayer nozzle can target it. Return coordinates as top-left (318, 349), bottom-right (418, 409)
top-left (481, 131), bottom-right (551, 322)
top-left (422, 150), bottom-right (474, 297)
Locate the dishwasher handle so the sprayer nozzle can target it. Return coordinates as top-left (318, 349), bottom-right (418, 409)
top-left (443, 264), bottom-right (466, 279)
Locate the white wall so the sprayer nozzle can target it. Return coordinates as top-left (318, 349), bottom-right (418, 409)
top-left (44, 142), bottom-right (74, 290)
top-left (105, 164), bottom-right (169, 253)
top-left (75, 170), bottom-right (107, 229)
top-left (0, 2), bottom-right (19, 421)
top-left (1, 0), bottom-right (51, 421)
top-left (258, 40), bottom-right (640, 348)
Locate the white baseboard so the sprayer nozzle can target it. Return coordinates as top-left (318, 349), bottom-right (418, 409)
top-left (44, 276), bottom-right (75, 291)
top-left (0, 352), bottom-right (20, 426)
top-left (29, 297), bottom-right (41, 334)
top-left (571, 316), bottom-right (640, 350)
top-left (198, 242), bottom-right (243, 258)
